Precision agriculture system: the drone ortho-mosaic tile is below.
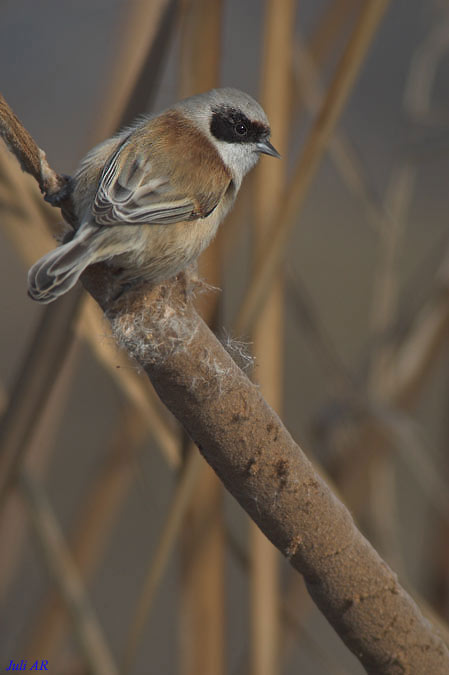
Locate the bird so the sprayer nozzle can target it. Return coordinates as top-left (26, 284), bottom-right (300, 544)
top-left (28, 88), bottom-right (280, 304)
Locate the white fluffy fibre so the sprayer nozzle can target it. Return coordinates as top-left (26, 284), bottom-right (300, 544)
top-left (108, 285), bottom-right (251, 397)
top-left (109, 294), bottom-right (199, 367)
top-left (110, 305), bottom-right (241, 397)
top-left (220, 332), bottom-right (255, 372)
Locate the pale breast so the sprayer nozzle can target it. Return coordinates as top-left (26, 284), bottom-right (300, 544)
top-left (106, 181), bottom-right (236, 285)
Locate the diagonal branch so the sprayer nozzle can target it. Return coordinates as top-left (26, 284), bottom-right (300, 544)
top-left (84, 271), bottom-right (448, 675)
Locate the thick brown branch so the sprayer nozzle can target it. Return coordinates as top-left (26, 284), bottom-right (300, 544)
top-left (82, 270), bottom-right (449, 675)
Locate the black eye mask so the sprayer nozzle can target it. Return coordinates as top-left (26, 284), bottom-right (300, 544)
top-left (210, 107), bottom-right (269, 144)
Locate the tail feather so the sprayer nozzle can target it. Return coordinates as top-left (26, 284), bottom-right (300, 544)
top-left (28, 235), bottom-right (93, 304)
top-left (47, 236), bottom-right (92, 276)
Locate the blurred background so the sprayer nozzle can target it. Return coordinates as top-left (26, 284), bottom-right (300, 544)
top-left (1, 0), bottom-right (449, 673)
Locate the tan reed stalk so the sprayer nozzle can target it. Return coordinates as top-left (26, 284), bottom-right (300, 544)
top-left (88, 0), bottom-right (173, 142)
top-left (24, 405), bottom-right (147, 661)
top-left (0, 337), bottom-right (80, 603)
top-left (250, 1), bottom-right (295, 675)
top-left (177, 3), bottom-right (226, 675)
top-left (122, 448), bottom-right (203, 673)
top-left (20, 470), bottom-right (119, 675)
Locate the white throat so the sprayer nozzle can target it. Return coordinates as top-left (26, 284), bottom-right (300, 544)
top-left (211, 140), bottom-right (260, 188)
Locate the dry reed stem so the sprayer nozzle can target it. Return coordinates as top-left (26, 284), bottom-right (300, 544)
top-left (379, 412), bottom-right (449, 525)
top-left (250, 1), bottom-right (295, 674)
top-left (291, 0), bottom-right (358, 133)
top-left (24, 405), bottom-right (147, 661)
top-left (344, 228), bottom-right (449, 425)
top-left (122, 448), bottom-right (203, 673)
top-left (119, 0), bottom-right (179, 127)
top-left (0, 289), bottom-right (84, 507)
top-left (368, 164), bottom-right (416, 396)
top-left (87, 0), bottom-right (173, 142)
top-left (279, 572), bottom-right (351, 675)
top-left (366, 0), bottom-right (449, 405)
top-left (286, 266), bottom-right (356, 397)
top-left (312, 5), bottom-right (449, 532)
top-left (363, 165), bottom-right (415, 571)
top-left (293, 36), bottom-right (389, 235)
top-left (178, 4), bottom-right (226, 675)
top-left (400, 3), bottom-right (449, 621)
top-left (378, 11), bottom-right (449, 405)
top-left (20, 470), bottom-right (119, 675)
top-left (234, 0), bottom-right (392, 336)
top-left (307, 0), bottom-right (357, 69)
top-left (403, 13), bottom-right (449, 126)
top-left (178, 0), bottom-right (222, 103)
top-left (0, 338), bottom-right (80, 604)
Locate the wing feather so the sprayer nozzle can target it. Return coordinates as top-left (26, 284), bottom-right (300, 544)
top-left (91, 116), bottom-right (231, 227)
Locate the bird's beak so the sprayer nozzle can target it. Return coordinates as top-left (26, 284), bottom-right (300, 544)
top-left (256, 139), bottom-right (281, 158)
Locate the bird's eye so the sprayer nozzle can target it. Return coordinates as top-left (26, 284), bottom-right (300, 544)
top-left (235, 122), bottom-right (247, 136)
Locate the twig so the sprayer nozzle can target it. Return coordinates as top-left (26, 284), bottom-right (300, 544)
top-left (0, 94), bottom-right (66, 199)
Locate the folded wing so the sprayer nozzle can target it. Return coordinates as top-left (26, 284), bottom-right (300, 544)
top-left (92, 122), bottom-right (230, 227)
